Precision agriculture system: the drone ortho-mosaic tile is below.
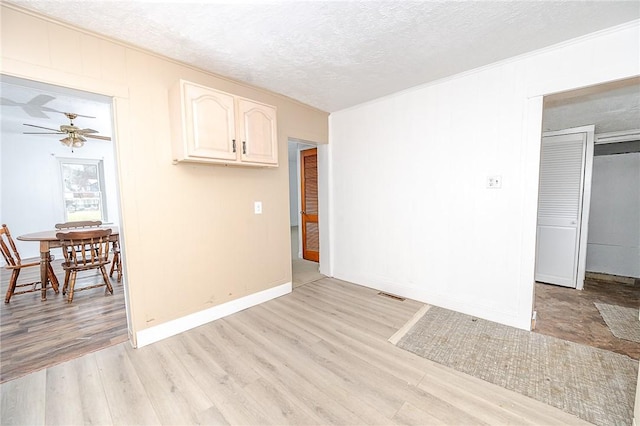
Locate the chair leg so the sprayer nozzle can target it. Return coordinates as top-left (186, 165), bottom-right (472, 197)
top-left (109, 252), bottom-right (117, 277)
top-left (109, 242), bottom-right (122, 283)
top-left (101, 266), bottom-right (114, 295)
top-left (4, 270), bottom-right (20, 303)
top-left (67, 270), bottom-right (78, 303)
top-left (47, 263), bottom-right (60, 294)
top-left (62, 270), bottom-right (70, 295)
top-left (117, 257), bottom-right (123, 283)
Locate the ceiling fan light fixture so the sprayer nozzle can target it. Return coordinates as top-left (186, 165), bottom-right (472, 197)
top-left (24, 111), bottom-right (111, 146)
top-left (60, 135), bottom-right (85, 148)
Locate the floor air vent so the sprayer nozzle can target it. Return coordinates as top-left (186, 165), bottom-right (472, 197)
top-left (377, 292), bottom-right (405, 301)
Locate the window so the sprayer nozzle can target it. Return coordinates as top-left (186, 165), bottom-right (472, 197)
top-left (59, 159), bottom-right (107, 222)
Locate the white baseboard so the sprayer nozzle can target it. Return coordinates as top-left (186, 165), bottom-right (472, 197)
top-left (135, 282), bottom-right (292, 348)
top-left (335, 272), bottom-right (528, 330)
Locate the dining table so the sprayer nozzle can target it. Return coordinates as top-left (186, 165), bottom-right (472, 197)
top-left (17, 226), bottom-right (120, 301)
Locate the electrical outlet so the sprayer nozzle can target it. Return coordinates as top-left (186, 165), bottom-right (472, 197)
top-left (254, 201), bottom-right (262, 214)
top-left (486, 175), bottom-right (502, 189)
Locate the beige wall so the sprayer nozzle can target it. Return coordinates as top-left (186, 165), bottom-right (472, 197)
top-left (0, 4), bottom-right (328, 341)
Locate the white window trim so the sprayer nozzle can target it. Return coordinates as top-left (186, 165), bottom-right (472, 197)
top-left (58, 157), bottom-right (108, 222)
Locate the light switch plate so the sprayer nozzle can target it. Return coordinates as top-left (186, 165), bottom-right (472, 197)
top-left (254, 201), bottom-right (262, 214)
top-left (487, 175), bottom-right (502, 189)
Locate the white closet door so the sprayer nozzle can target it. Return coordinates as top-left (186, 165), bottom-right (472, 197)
top-left (535, 131), bottom-right (587, 288)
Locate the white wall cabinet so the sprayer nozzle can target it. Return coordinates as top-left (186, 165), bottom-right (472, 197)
top-left (170, 80), bottom-right (278, 167)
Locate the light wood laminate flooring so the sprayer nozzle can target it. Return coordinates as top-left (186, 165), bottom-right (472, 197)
top-left (1, 277), bottom-right (587, 425)
top-left (0, 259), bottom-right (128, 383)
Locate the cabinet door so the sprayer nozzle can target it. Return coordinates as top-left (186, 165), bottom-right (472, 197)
top-left (184, 83), bottom-right (237, 161)
top-left (237, 98), bottom-right (278, 165)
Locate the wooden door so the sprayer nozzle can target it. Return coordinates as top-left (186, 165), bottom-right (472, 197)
top-left (300, 148), bottom-right (319, 262)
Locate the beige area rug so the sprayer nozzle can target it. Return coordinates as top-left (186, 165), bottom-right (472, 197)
top-left (395, 306), bottom-right (638, 426)
top-left (595, 303), bottom-right (640, 344)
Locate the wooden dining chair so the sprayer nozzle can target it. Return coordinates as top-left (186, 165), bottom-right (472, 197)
top-left (56, 228), bottom-right (113, 303)
top-left (1, 224), bottom-right (60, 303)
top-left (54, 220), bottom-right (103, 230)
top-left (55, 220), bottom-right (123, 283)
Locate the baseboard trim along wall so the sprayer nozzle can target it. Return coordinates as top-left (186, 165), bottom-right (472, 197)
top-left (135, 282), bottom-right (292, 348)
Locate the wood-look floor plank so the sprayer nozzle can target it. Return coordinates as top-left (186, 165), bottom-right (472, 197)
top-left (392, 401), bottom-right (449, 426)
top-left (242, 377), bottom-right (324, 425)
top-left (296, 284), bottom-right (410, 335)
top-left (1, 260), bottom-right (127, 384)
top-left (219, 312), bottom-right (393, 425)
top-left (44, 353), bottom-right (112, 425)
top-left (123, 341), bottom-right (217, 425)
top-left (0, 277), bottom-right (595, 425)
top-left (417, 361), bottom-right (589, 425)
top-left (0, 369), bottom-right (46, 426)
top-left (192, 321), bottom-right (333, 425)
top-left (288, 288), bottom-right (402, 340)
top-left (94, 344), bottom-right (161, 425)
top-left (263, 293), bottom-right (428, 386)
top-left (249, 287), bottom-right (487, 424)
top-left (309, 337), bottom-right (485, 424)
top-left (163, 332), bottom-right (266, 425)
top-left (302, 278), bottom-right (423, 323)
top-left (312, 277), bottom-right (424, 315)
top-left (301, 278), bottom-right (417, 317)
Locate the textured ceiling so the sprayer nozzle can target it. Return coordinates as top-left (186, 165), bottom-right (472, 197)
top-left (1, 75), bottom-right (113, 140)
top-left (7, 0), bottom-right (640, 112)
top-left (543, 77), bottom-right (640, 134)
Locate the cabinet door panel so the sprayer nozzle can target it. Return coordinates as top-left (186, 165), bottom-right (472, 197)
top-left (185, 84), bottom-right (237, 161)
top-left (237, 99), bottom-right (278, 165)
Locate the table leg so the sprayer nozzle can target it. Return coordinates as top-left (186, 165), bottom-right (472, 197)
top-left (40, 241), bottom-right (49, 301)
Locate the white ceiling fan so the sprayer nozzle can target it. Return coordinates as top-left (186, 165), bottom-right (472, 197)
top-left (23, 112), bottom-right (111, 149)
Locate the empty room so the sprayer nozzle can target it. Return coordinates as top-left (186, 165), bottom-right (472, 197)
top-left (1, 1), bottom-right (639, 425)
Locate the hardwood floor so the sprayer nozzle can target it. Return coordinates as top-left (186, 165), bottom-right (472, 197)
top-left (534, 277), bottom-right (640, 360)
top-left (0, 259), bottom-right (128, 383)
top-left (1, 277), bottom-right (588, 425)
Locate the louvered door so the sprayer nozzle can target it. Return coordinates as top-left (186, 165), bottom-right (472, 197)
top-left (300, 148), bottom-right (319, 262)
top-left (535, 130), bottom-right (588, 288)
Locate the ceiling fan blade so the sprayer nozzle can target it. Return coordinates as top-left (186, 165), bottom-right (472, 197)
top-left (55, 111), bottom-right (96, 119)
top-left (23, 95), bottom-right (57, 118)
top-left (78, 128), bottom-right (98, 134)
top-left (0, 97), bottom-right (19, 106)
top-left (24, 132), bottom-right (64, 135)
top-left (85, 134), bottom-right (112, 141)
top-left (2, 95), bottom-right (55, 118)
top-left (23, 123), bottom-right (61, 132)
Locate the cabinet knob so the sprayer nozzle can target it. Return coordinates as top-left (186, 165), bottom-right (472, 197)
top-left (232, 139), bottom-right (236, 153)
top-left (242, 141), bottom-right (247, 155)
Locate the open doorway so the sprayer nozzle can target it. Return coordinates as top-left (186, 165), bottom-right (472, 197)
top-left (0, 75), bottom-right (128, 382)
top-left (533, 77), bottom-right (640, 359)
top-left (288, 139), bottom-right (324, 288)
